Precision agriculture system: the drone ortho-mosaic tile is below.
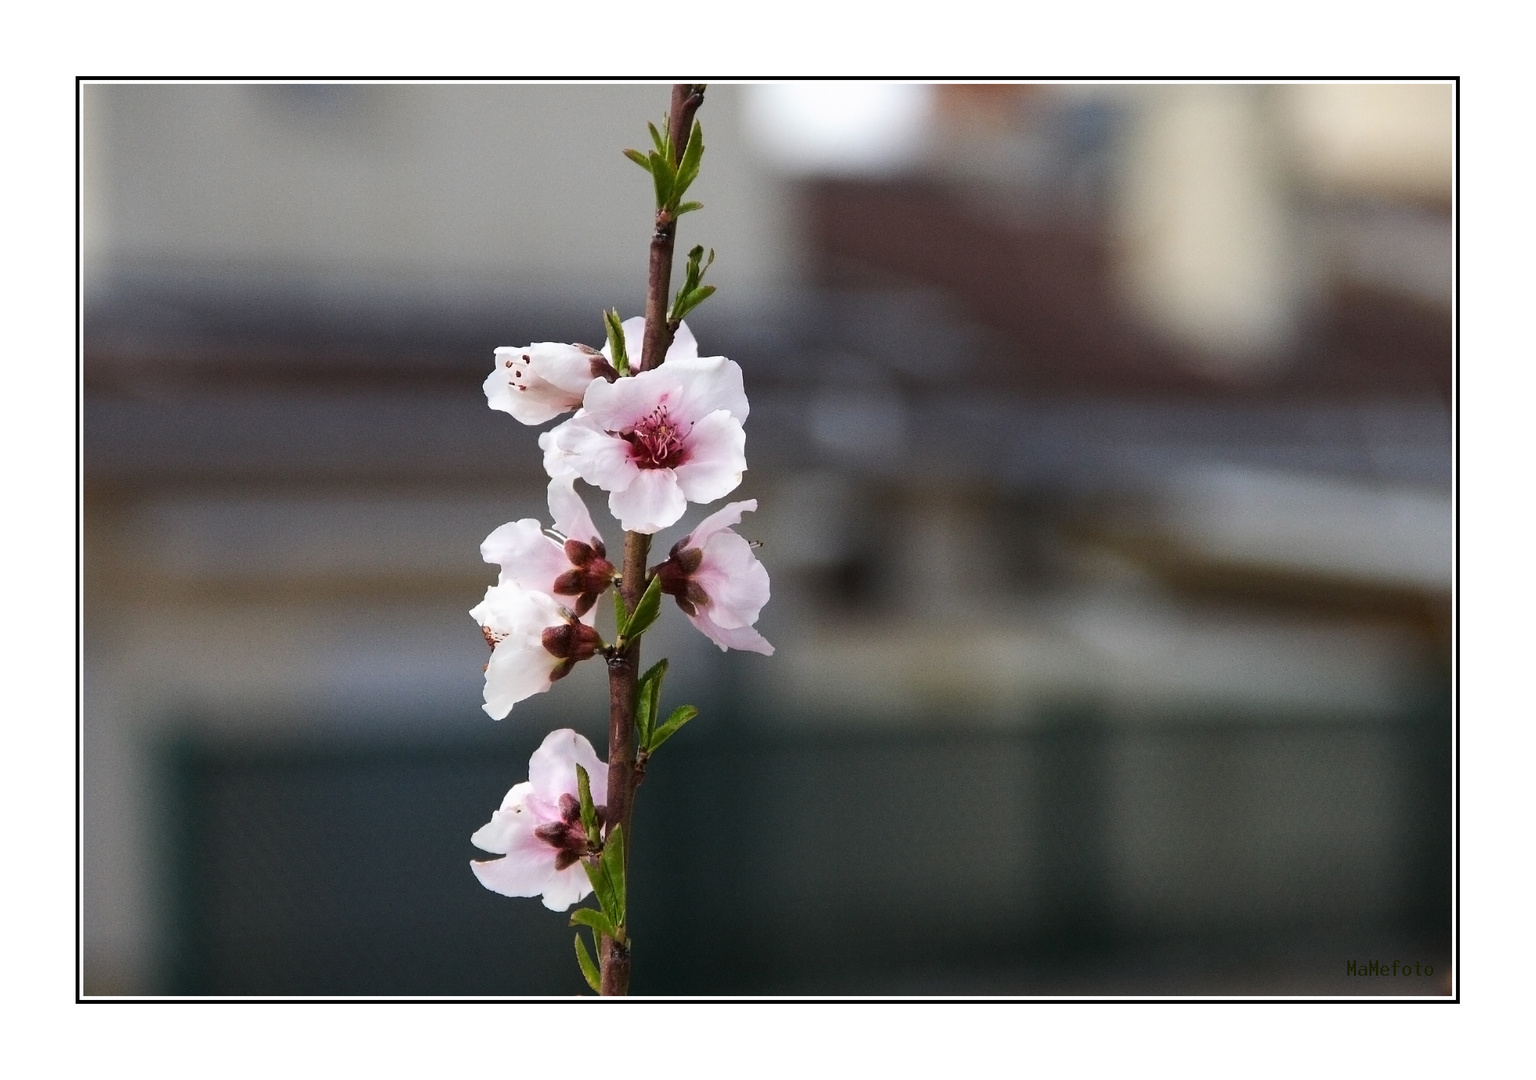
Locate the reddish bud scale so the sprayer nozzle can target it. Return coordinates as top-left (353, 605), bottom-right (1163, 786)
top-left (541, 622), bottom-right (602, 662)
top-left (653, 544), bottom-right (710, 616)
top-left (554, 539), bottom-right (616, 616)
top-left (533, 792), bottom-right (607, 871)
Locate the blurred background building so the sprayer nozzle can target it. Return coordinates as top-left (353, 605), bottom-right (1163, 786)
top-left (82, 82), bottom-right (1453, 996)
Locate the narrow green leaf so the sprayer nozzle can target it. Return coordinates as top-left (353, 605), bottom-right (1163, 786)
top-left (603, 825), bottom-right (626, 927)
top-left (603, 308), bottom-right (629, 376)
top-left (671, 120), bottom-right (705, 203)
top-left (672, 248), bottom-right (718, 319)
top-left (647, 121), bottom-right (668, 159)
top-left (612, 587), bottom-right (629, 637)
top-left (575, 764), bottom-right (599, 841)
top-left (647, 704), bottom-right (700, 753)
top-left (649, 151), bottom-right (674, 210)
top-left (672, 285), bottom-right (717, 323)
top-left (622, 148), bottom-right (652, 172)
top-left (574, 932), bottom-right (601, 992)
top-left (636, 658), bottom-right (668, 748)
top-left (674, 200), bottom-right (704, 217)
top-left (583, 855), bottom-right (619, 917)
top-left (622, 574), bottom-right (664, 642)
top-left (569, 906), bottom-right (617, 940)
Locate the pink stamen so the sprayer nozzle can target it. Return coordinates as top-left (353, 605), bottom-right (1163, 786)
top-left (624, 405), bottom-right (690, 469)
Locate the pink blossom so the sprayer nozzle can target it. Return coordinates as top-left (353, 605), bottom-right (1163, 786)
top-left (543, 318), bottom-right (748, 534)
top-left (655, 500), bottom-right (773, 655)
top-left (471, 582), bottom-right (602, 719)
top-left (479, 479), bottom-right (614, 616)
top-left (484, 342), bottom-right (610, 426)
top-left (470, 729), bottom-right (608, 911)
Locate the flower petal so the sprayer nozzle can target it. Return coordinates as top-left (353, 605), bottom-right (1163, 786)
top-left (531, 342), bottom-right (602, 398)
top-left (688, 610), bottom-right (775, 655)
top-left (497, 780), bottom-right (536, 814)
top-left (547, 477), bottom-right (602, 548)
top-left (528, 728), bottom-right (608, 803)
top-left (671, 410), bottom-right (746, 505)
top-left (684, 499), bottom-right (757, 549)
top-left (485, 344), bottom-right (591, 425)
top-left (582, 366), bottom-right (686, 433)
top-left (481, 642), bottom-right (560, 719)
top-left (694, 531), bottom-right (770, 629)
top-left (470, 783), bottom-right (538, 853)
top-left (667, 320), bottom-right (700, 364)
top-left (548, 414), bottom-right (639, 493)
top-left (473, 584), bottom-right (567, 719)
top-left (471, 825), bottom-right (559, 898)
top-left (608, 468), bottom-right (688, 534)
top-left (481, 519), bottom-right (569, 595)
top-left (667, 353), bottom-right (749, 424)
top-left (539, 863), bottom-right (596, 911)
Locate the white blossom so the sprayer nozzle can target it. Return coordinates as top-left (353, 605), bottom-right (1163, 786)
top-left (655, 500), bottom-right (773, 655)
top-left (479, 479), bottom-right (613, 616)
top-left (471, 582), bottom-right (600, 719)
top-left (484, 342), bottom-right (608, 426)
top-left (470, 729), bottom-right (608, 911)
top-left (543, 318), bottom-right (748, 534)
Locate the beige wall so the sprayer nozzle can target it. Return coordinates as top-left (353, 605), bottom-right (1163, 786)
top-left (83, 83), bottom-right (796, 316)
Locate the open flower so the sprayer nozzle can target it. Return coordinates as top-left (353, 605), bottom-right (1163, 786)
top-left (472, 582), bottom-right (602, 719)
top-left (485, 342), bottom-right (612, 426)
top-left (470, 729), bottom-right (608, 911)
top-left (543, 318), bottom-right (748, 533)
top-left (480, 479), bottom-right (614, 616)
top-left (654, 500), bottom-right (773, 655)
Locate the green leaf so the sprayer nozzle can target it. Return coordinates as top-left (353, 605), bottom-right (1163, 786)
top-left (575, 763), bottom-right (599, 842)
top-left (672, 120), bottom-right (705, 202)
top-left (669, 246), bottom-right (717, 322)
top-left (647, 121), bottom-right (669, 159)
top-left (648, 150), bottom-right (674, 210)
top-left (570, 905), bottom-right (617, 941)
top-left (647, 704), bottom-right (699, 753)
top-left (612, 587), bottom-right (629, 637)
top-left (674, 200), bottom-right (704, 216)
top-left (671, 285), bottom-right (717, 323)
top-left (574, 932), bottom-right (601, 992)
top-left (621, 574), bottom-right (664, 643)
top-left (623, 148), bottom-right (652, 172)
top-left (602, 825), bottom-right (626, 927)
top-left (603, 308), bottom-right (630, 376)
top-left (636, 658), bottom-right (668, 748)
top-left (583, 857), bottom-right (619, 919)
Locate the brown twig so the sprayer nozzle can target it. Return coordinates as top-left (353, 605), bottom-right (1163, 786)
top-left (600, 82), bottom-right (705, 997)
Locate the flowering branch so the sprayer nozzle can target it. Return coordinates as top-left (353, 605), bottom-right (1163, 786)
top-left (470, 83), bottom-right (770, 998)
top-left (597, 82), bottom-right (706, 998)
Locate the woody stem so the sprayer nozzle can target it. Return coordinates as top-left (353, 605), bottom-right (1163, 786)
top-left (599, 82), bottom-right (705, 997)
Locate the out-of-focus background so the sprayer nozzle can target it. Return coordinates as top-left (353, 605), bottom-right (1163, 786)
top-left (82, 82), bottom-right (1452, 996)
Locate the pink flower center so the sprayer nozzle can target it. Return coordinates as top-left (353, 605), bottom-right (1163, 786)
top-left (624, 405), bottom-right (690, 470)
